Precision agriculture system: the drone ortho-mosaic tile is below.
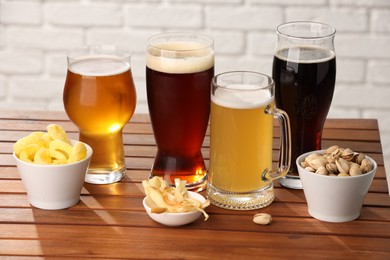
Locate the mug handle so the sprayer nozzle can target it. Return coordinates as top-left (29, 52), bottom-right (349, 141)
top-left (261, 105), bottom-right (291, 182)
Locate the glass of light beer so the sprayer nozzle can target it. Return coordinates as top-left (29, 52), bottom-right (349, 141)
top-left (146, 32), bottom-right (214, 191)
top-left (272, 21), bottom-right (336, 189)
top-left (63, 45), bottom-right (137, 184)
top-left (207, 71), bottom-right (291, 210)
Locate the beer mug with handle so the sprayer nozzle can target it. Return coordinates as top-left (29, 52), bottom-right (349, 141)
top-left (207, 71), bottom-right (291, 210)
top-left (63, 45), bottom-right (137, 184)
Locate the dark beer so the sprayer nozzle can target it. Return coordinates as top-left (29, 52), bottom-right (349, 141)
top-left (146, 37), bottom-right (214, 190)
top-left (273, 46), bottom-right (336, 174)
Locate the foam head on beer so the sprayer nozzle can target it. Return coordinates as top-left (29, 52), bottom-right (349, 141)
top-left (69, 56), bottom-right (131, 77)
top-left (211, 84), bottom-right (273, 110)
top-left (146, 42), bottom-right (214, 74)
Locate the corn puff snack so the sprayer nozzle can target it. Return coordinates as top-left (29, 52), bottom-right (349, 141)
top-left (14, 124), bottom-right (87, 165)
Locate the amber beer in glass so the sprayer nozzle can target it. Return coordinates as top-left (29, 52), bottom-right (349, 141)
top-left (272, 21), bottom-right (336, 189)
top-left (64, 45), bottom-right (136, 184)
top-left (146, 33), bottom-right (214, 191)
top-left (207, 71), bottom-right (291, 210)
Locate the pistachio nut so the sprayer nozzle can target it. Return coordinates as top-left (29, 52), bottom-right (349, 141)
top-left (316, 166), bottom-right (328, 175)
top-left (307, 157), bottom-right (328, 170)
top-left (301, 146), bottom-right (374, 177)
top-left (326, 163), bottom-right (338, 174)
top-left (300, 161), bottom-right (309, 168)
top-left (360, 158), bottom-right (373, 173)
top-left (352, 153), bottom-right (365, 165)
top-left (341, 148), bottom-right (354, 161)
top-left (253, 213), bottom-right (272, 225)
top-left (349, 164), bottom-right (363, 176)
top-left (324, 145), bottom-right (340, 154)
top-left (335, 158), bottom-right (350, 174)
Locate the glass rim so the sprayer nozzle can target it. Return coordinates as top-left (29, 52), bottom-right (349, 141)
top-left (147, 32), bottom-right (214, 52)
top-left (212, 71), bottom-right (275, 92)
top-left (276, 21), bottom-right (336, 40)
top-left (67, 44), bottom-right (131, 61)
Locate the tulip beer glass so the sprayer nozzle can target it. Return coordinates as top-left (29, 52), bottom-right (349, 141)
top-left (207, 71), bottom-right (291, 210)
top-left (146, 32), bottom-right (214, 191)
top-left (272, 21), bottom-right (336, 189)
top-left (64, 45), bottom-right (137, 184)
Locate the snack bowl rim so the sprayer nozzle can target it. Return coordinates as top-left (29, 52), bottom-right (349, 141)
top-left (142, 191), bottom-right (206, 226)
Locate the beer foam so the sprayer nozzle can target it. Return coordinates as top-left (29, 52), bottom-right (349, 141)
top-left (146, 41), bottom-right (214, 74)
top-left (275, 46), bottom-right (335, 64)
top-left (69, 55), bottom-right (130, 76)
top-left (212, 84), bottom-right (273, 109)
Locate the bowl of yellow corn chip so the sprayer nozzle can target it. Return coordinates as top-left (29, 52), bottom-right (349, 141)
top-left (13, 124), bottom-right (92, 210)
top-left (142, 177), bottom-right (210, 226)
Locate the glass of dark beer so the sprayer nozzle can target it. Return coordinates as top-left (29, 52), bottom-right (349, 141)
top-left (146, 32), bottom-right (214, 191)
top-left (272, 21), bottom-right (336, 189)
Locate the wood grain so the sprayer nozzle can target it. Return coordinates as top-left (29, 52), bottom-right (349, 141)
top-left (0, 110), bottom-right (389, 258)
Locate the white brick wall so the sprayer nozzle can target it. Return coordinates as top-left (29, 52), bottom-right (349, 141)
top-left (1, 0), bottom-right (389, 177)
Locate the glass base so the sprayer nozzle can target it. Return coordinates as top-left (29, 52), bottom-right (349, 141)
top-left (279, 175), bottom-right (303, 189)
top-left (184, 173), bottom-right (208, 192)
top-left (85, 167), bottom-right (126, 184)
top-left (206, 182), bottom-right (274, 210)
top-left (149, 172), bottom-right (208, 192)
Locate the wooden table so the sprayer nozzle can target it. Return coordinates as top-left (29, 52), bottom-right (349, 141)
top-left (0, 111), bottom-right (389, 259)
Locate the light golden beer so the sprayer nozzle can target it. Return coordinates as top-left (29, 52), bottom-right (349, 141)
top-left (63, 53), bottom-right (136, 184)
top-left (209, 88), bottom-right (274, 193)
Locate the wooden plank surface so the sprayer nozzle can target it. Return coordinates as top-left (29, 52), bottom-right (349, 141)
top-left (0, 110), bottom-right (389, 259)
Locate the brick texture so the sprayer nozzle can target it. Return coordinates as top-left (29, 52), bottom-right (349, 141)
top-left (0, 0), bottom-right (389, 175)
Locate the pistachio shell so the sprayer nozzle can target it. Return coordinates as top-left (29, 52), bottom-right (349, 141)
top-left (353, 153), bottom-right (365, 164)
top-left (341, 148), bottom-right (355, 161)
top-left (300, 161), bottom-right (309, 168)
top-left (304, 153), bottom-right (323, 163)
top-left (316, 166), bottom-right (328, 175)
top-left (325, 145), bottom-right (340, 154)
top-left (326, 163), bottom-right (338, 174)
top-left (360, 158), bottom-right (373, 173)
top-left (326, 156), bottom-right (336, 164)
top-left (336, 158), bottom-right (350, 174)
top-left (307, 157), bottom-right (328, 170)
top-left (305, 166), bottom-right (315, 172)
top-left (253, 213), bottom-right (272, 225)
top-left (349, 165), bottom-right (362, 176)
top-left (330, 148), bottom-right (342, 160)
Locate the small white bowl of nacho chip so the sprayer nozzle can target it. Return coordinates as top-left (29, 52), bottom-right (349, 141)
top-left (143, 191), bottom-right (208, 226)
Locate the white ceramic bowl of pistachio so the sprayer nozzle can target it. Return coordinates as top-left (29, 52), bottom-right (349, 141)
top-left (296, 147), bottom-right (377, 223)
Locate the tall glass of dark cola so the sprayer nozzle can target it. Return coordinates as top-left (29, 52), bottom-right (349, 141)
top-left (272, 21), bottom-right (336, 189)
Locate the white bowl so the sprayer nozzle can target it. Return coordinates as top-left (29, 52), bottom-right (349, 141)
top-left (14, 140), bottom-right (92, 210)
top-left (297, 150), bottom-right (377, 223)
top-left (143, 191), bottom-right (207, 226)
